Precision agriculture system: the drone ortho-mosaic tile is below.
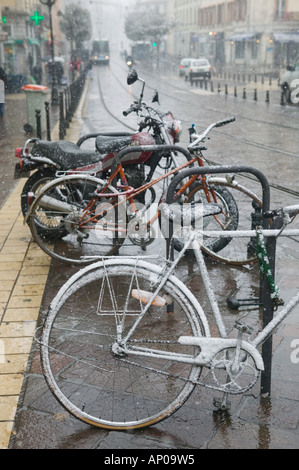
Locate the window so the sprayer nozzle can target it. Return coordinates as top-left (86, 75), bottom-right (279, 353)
top-left (275, 0), bottom-right (286, 18)
top-left (235, 41), bottom-right (245, 59)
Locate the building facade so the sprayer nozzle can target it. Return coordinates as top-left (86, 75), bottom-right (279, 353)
top-left (167, 0), bottom-right (299, 72)
top-left (0, 0), bottom-right (64, 77)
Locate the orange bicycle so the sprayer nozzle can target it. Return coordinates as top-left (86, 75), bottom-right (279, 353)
top-left (27, 117), bottom-right (261, 265)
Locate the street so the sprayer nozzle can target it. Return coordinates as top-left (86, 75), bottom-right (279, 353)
top-left (3, 55), bottom-right (299, 449)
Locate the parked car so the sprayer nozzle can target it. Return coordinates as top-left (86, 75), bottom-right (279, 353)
top-left (187, 58), bottom-right (212, 85)
top-left (179, 58), bottom-right (193, 78)
top-left (280, 58), bottom-right (299, 104)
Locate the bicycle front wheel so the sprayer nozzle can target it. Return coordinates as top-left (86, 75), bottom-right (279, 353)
top-left (166, 172), bottom-right (262, 265)
top-left (28, 175), bottom-right (126, 264)
top-left (40, 258), bottom-right (208, 430)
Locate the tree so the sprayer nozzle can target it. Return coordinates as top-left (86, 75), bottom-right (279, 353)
top-left (59, 4), bottom-right (92, 53)
top-left (125, 5), bottom-right (174, 68)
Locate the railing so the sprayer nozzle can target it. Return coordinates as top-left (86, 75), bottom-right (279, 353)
top-left (34, 66), bottom-right (88, 141)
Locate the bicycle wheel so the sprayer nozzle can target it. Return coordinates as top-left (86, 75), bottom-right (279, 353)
top-left (28, 175), bottom-right (126, 265)
top-left (165, 172), bottom-right (262, 265)
top-left (40, 258), bottom-right (208, 430)
top-left (21, 167), bottom-right (56, 218)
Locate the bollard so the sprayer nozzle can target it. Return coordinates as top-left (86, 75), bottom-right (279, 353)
top-left (280, 90), bottom-right (285, 105)
top-left (210, 81), bottom-right (214, 92)
top-left (265, 90), bottom-right (270, 103)
top-left (225, 84), bottom-right (228, 95)
top-left (269, 76), bottom-right (272, 86)
top-left (218, 83), bottom-right (221, 93)
top-left (35, 109), bottom-right (41, 139)
top-left (45, 101), bottom-right (51, 141)
top-left (59, 92), bottom-right (65, 140)
top-left (243, 87), bottom-right (246, 99)
top-left (234, 86), bottom-right (237, 97)
top-left (254, 89), bottom-right (258, 101)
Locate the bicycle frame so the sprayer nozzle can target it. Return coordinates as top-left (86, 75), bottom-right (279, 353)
top-left (37, 145), bottom-right (230, 237)
top-left (110, 223), bottom-right (299, 381)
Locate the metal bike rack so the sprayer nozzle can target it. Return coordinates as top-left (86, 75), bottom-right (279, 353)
top-left (117, 144), bottom-right (283, 397)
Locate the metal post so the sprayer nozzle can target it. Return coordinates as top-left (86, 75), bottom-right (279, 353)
top-left (35, 109), bottom-right (41, 139)
top-left (45, 101), bottom-right (51, 141)
top-left (260, 215), bottom-right (283, 395)
top-left (40, 0), bottom-right (58, 104)
top-left (59, 92), bottom-right (65, 139)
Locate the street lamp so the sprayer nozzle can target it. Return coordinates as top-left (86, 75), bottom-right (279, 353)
top-left (40, 0), bottom-right (58, 104)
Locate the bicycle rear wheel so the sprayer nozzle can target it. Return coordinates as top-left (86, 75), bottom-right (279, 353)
top-left (166, 172), bottom-right (262, 265)
top-left (28, 175), bottom-right (126, 264)
top-left (40, 258), bottom-right (208, 430)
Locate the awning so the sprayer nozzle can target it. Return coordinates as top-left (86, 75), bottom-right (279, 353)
top-left (226, 33), bottom-right (256, 42)
top-left (273, 32), bottom-right (299, 43)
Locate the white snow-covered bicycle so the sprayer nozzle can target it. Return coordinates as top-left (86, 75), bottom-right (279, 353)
top-left (38, 202), bottom-right (299, 430)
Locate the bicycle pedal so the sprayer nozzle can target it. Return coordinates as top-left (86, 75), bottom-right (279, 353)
top-left (234, 321), bottom-right (253, 335)
top-left (213, 397), bottom-right (231, 411)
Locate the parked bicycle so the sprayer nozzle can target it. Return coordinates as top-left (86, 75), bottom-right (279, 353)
top-left (37, 196), bottom-right (299, 430)
top-left (26, 118), bottom-right (261, 265)
top-left (15, 69), bottom-right (184, 221)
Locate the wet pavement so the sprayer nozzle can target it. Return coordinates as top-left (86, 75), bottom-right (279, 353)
top-left (1, 61), bottom-right (299, 450)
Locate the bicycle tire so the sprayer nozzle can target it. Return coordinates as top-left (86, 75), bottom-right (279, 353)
top-left (21, 167), bottom-right (56, 218)
top-left (165, 171), bottom-right (262, 265)
top-left (40, 258), bottom-right (209, 430)
top-left (28, 175), bottom-right (126, 265)
top-left (21, 167), bottom-right (68, 240)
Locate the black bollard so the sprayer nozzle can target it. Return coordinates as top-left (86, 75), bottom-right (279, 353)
top-left (265, 90), bottom-right (270, 104)
top-left (59, 92), bottom-right (65, 140)
top-left (45, 101), bottom-right (51, 141)
top-left (280, 90), bottom-right (285, 106)
top-left (210, 81), bottom-right (214, 92)
top-left (234, 86), bottom-right (237, 97)
top-left (254, 89), bottom-right (258, 101)
top-left (35, 109), bottom-right (41, 139)
top-left (243, 87), bottom-right (246, 99)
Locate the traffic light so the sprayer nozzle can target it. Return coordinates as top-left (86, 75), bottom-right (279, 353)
top-left (152, 42), bottom-right (157, 47)
top-left (1, 15), bottom-right (7, 24)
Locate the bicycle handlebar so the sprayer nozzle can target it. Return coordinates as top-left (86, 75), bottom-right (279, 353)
top-left (123, 102), bottom-right (141, 116)
top-left (188, 116), bottom-right (236, 149)
top-left (215, 116), bottom-right (236, 127)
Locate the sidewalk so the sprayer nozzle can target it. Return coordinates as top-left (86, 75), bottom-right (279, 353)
top-left (1, 72), bottom-right (298, 449)
top-left (0, 84), bottom-right (88, 449)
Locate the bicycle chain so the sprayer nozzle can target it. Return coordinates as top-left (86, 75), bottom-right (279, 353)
top-left (121, 340), bottom-right (260, 395)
